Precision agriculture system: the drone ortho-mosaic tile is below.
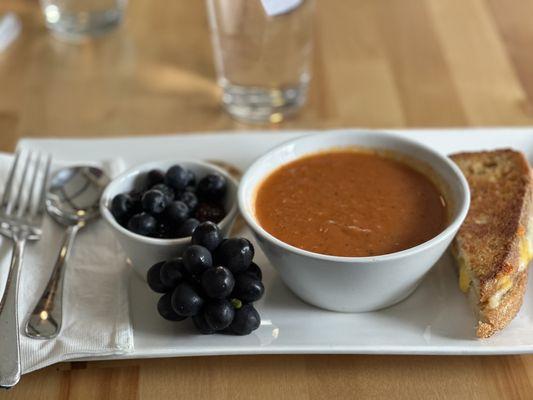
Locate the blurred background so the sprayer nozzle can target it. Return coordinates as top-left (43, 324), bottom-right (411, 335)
top-left (0, 0), bottom-right (532, 150)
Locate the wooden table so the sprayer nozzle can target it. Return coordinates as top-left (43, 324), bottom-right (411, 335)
top-left (1, 0), bottom-right (533, 398)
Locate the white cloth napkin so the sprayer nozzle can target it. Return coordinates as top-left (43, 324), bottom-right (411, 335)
top-left (0, 154), bottom-right (134, 374)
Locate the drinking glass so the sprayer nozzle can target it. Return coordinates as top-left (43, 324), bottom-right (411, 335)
top-left (40, 0), bottom-right (127, 40)
top-left (206, 0), bottom-right (315, 123)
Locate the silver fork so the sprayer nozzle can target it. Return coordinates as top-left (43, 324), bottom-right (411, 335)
top-left (0, 151), bottom-right (51, 388)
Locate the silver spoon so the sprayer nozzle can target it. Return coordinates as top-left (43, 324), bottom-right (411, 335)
top-left (24, 166), bottom-right (110, 339)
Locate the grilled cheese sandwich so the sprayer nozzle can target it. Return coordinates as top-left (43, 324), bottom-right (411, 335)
top-left (451, 149), bottom-right (532, 338)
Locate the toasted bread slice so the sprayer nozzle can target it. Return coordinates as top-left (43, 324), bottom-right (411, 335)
top-left (450, 149), bottom-right (533, 338)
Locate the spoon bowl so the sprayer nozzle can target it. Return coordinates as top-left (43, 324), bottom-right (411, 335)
top-left (46, 166), bottom-right (109, 225)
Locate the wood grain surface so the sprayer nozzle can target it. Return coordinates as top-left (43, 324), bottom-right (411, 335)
top-left (1, 0), bottom-right (533, 398)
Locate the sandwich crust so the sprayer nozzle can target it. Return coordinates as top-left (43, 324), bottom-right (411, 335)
top-left (450, 149), bottom-right (532, 338)
top-left (476, 270), bottom-right (528, 338)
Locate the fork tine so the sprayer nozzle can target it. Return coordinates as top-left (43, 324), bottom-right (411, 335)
top-left (1, 151), bottom-right (22, 213)
top-left (34, 154), bottom-right (51, 219)
top-left (11, 152), bottom-right (32, 218)
top-left (20, 153), bottom-right (41, 220)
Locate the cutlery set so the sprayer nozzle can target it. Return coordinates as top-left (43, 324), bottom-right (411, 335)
top-left (0, 152), bottom-right (108, 388)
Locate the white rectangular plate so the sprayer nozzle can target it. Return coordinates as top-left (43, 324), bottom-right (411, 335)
top-left (19, 127), bottom-right (533, 356)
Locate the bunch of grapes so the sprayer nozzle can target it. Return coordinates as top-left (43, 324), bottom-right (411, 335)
top-left (146, 221), bottom-right (264, 335)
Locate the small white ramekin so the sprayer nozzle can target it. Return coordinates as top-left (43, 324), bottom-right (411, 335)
top-left (100, 160), bottom-right (238, 279)
top-left (238, 130), bottom-right (470, 312)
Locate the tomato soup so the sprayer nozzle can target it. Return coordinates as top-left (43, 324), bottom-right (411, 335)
top-left (254, 150), bottom-right (447, 257)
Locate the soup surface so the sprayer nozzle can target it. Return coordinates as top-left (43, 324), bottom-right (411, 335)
top-left (255, 150), bottom-right (447, 257)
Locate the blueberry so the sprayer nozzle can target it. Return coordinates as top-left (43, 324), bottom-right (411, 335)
top-left (147, 261), bottom-right (170, 293)
top-left (176, 191), bottom-right (198, 212)
top-left (244, 262), bottom-right (262, 281)
top-left (214, 238), bottom-right (253, 274)
top-left (191, 221), bottom-right (222, 252)
top-left (183, 245), bottom-right (213, 277)
top-left (129, 189), bottom-right (143, 204)
top-left (157, 293), bottom-right (186, 321)
top-left (228, 304), bottom-right (260, 335)
top-left (110, 193), bottom-right (134, 223)
top-left (165, 165), bottom-right (189, 191)
top-left (197, 173), bottom-right (227, 202)
top-left (142, 189), bottom-right (169, 215)
top-left (195, 202), bottom-right (226, 223)
top-left (127, 212), bottom-right (157, 236)
top-left (185, 169), bottom-right (196, 187)
top-left (233, 274), bottom-right (264, 303)
top-left (203, 299), bottom-right (235, 331)
top-left (171, 283), bottom-right (204, 317)
top-left (146, 169), bottom-right (165, 188)
top-left (201, 266), bottom-right (235, 299)
top-left (151, 183), bottom-right (175, 202)
top-left (175, 218), bottom-right (200, 238)
top-left (160, 258), bottom-right (185, 288)
top-left (192, 314), bottom-right (216, 334)
top-left (128, 192), bottom-right (144, 217)
top-left (165, 201), bottom-right (190, 226)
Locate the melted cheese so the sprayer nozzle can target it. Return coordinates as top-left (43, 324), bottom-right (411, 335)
top-left (457, 224), bottom-right (533, 307)
top-left (519, 233), bottom-right (533, 272)
top-left (488, 276), bottom-right (513, 309)
top-left (458, 257), bottom-right (470, 293)
top-left (489, 231), bottom-right (532, 308)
